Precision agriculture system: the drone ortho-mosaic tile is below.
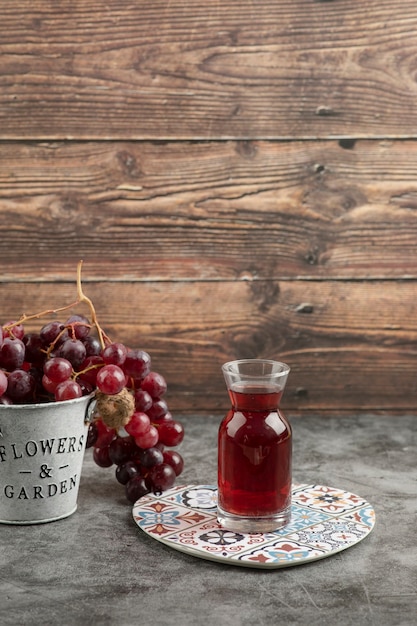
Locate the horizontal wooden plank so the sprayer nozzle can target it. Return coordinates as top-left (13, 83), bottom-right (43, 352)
top-left (1, 139), bottom-right (417, 280)
top-left (2, 1), bottom-right (417, 139)
top-left (1, 280), bottom-right (416, 413)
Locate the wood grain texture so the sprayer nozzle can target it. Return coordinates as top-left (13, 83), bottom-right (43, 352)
top-left (1, 139), bottom-right (417, 280)
top-left (1, 2), bottom-right (417, 413)
top-left (0, 280), bottom-right (416, 413)
top-left (2, 1), bottom-right (417, 139)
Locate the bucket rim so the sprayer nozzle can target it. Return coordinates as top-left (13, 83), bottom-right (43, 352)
top-left (0, 391), bottom-right (96, 411)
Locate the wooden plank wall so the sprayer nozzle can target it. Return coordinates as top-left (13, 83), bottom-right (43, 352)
top-left (1, 0), bottom-right (417, 414)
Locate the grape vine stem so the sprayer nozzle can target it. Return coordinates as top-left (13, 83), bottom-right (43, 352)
top-left (76, 260), bottom-right (106, 350)
top-left (5, 260), bottom-right (108, 350)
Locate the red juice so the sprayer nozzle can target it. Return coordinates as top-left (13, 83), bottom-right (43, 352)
top-left (218, 384), bottom-right (292, 518)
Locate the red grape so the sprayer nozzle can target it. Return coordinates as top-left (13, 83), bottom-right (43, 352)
top-left (96, 364), bottom-right (126, 395)
top-left (125, 411), bottom-right (151, 437)
top-left (157, 421), bottom-right (184, 447)
top-left (133, 388), bottom-right (153, 412)
top-left (58, 339), bottom-right (86, 368)
top-left (146, 463), bottom-right (176, 493)
top-left (163, 450), bottom-right (184, 476)
top-left (65, 314), bottom-right (91, 340)
top-left (126, 476), bottom-right (149, 503)
top-left (101, 342), bottom-right (127, 366)
top-left (86, 421), bottom-right (99, 448)
top-left (54, 379), bottom-right (82, 401)
top-left (40, 321), bottom-right (68, 346)
top-left (123, 349), bottom-right (151, 380)
top-left (134, 424), bottom-right (159, 449)
top-left (83, 335), bottom-right (102, 356)
top-left (43, 357), bottom-right (73, 383)
top-left (3, 321), bottom-right (25, 340)
top-left (93, 446), bottom-right (113, 468)
top-left (23, 333), bottom-right (45, 366)
top-left (108, 436), bottom-right (135, 465)
top-left (7, 369), bottom-right (36, 402)
top-left (138, 446), bottom-right (164, 468)
top-left (0, 337), bottom-right (26, 371)
top-left (116, 461), bottom-right (140, 485)
top-left (141, 371), bottom-right (167, 398)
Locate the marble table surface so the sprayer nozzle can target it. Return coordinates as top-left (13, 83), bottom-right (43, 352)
top-left (1, 413), bottom-right (416, 626)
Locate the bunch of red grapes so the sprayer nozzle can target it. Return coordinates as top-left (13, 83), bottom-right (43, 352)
top-left (0, 314), bottom-right (184, 504)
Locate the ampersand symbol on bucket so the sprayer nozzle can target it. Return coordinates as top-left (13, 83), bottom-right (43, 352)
top-left (39, 464), bottom-right (53, 479)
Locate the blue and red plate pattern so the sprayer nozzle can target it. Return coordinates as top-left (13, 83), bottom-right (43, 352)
top-left (132, 483), bottom-right (375, 569)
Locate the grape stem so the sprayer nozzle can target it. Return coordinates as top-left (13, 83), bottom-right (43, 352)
top-left (4, 260), bottom-right (108, 350)
top-left (76, 261), bottom-right (107, 350)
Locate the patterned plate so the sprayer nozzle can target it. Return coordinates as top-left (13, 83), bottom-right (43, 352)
top-left (132, 484), bottom-right (375, 569)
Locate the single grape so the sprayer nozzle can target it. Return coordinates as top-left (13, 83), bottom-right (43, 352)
top-left (147, 399), bottom-right (168, 421)
top-left (7, 369), bottom-right (36, 402)
top-left (125, 475), bottom-right (150, 503)
top-left (108, 436), bottom-right (135, 465)
top-left (163, 450), bottom-right (184, 476)
top-left (157, 420), bottom-right (185, 447)
top-left (0, 370), bottom-right (8, 396)
top-left (123, 349), bottom-right (151, 380)
top-left (93, 446), bottom-right (113, 468)
top-left (58, 339), bottom-right (86, 368)
top-left (23, 333), bottom-right (45, 366)
top-left (133, 388), bottom-right (153, 412)
top-left (65, 314), bottom-right (91, 340)
top-left (54, 379), bottom-right (82, 401)
top-left (138, 446), bottom-right (164, 468)
top-left (125, 411), bottom-right (151, 437)
top-left (0, 325), bottom-right (3, 346)
top-left (40, 321), bottom-right (68, 346)
top-left (101, 342), bottom-right (127, 366)
top-left (134, 424), bottom-right (159, 449)
top-left (141, 371), bottom-right (167, 398)
top-left (96, 364), bottom-right (126, 395)
top-left (116, 461), bottom-right (140, 485)
top-left (0, 337), bottom-right (26, 371)
top-left (83, 335), bottom-right (102, 356)
top-left (146, 463), bottom-right (176, 493)
top-left (3, 321), bottom-right (25, 340)
top-left (43, 357), bottom-right (73, 383)
top-left (86, 421), bottom-right (99, 448)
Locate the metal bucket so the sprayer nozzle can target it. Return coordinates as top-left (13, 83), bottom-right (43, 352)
top-left (0, 393), bottom-right (95, 524)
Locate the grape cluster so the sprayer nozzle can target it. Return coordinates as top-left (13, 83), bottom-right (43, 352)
top-left (86, 367), bottom-right (185, 504)
top-left (0, 314), bottom-right (184, 504)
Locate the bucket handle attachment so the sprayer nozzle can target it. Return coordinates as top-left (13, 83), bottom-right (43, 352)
top-left (84, 395), bottom-right (97, 424)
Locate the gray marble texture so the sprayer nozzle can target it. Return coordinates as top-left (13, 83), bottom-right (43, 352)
top-left (1, 413), bottom-right (416, 626)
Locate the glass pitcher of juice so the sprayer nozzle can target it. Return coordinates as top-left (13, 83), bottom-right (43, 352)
top-left (217, 359), bottom-right (292, 533)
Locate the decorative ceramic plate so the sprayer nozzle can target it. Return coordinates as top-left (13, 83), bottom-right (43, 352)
top-left (132, 483), bottom-right (375, 569)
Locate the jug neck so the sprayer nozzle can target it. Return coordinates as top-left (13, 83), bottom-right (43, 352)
top-left (228, 383), bottom-right (283, 412)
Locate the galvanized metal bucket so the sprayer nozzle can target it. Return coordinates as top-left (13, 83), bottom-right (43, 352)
top-left (0, 393), bottom-right (95, 524)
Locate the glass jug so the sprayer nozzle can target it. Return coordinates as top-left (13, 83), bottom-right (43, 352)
top-left (217, 359), bottom-right (292, 533)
